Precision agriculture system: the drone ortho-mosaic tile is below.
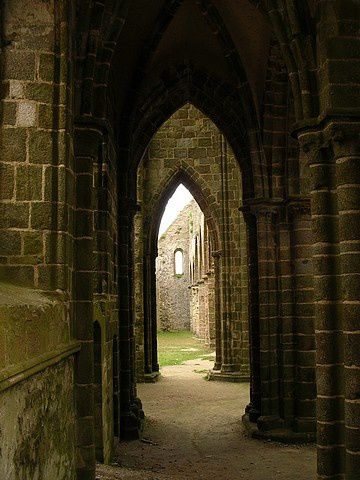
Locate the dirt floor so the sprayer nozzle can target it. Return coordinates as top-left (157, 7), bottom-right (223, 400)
top-left (96, 355), bottom-right (316, 480)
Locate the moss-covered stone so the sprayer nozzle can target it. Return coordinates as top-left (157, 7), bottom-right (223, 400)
top-left (3, 50), bottom-right (35, 81)
top-left (22, 232), bottom-right (43, 256)
top-left (0, 203), bottom-right (29, 229)
top-left (0, 231), bottom-right (21, 256)
top-left (16, 165), bottom-right (42, 201)
top-left (0, 163), bottom-right (15, 200)
top-left (0, 128), bottom-right (27, 163)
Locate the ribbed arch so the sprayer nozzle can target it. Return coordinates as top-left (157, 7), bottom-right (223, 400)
top-left (128, 68), bottom-right (269, 202)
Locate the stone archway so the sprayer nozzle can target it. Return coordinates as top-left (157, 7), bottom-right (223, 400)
top-left (134, 103), bottom-right (251, 385)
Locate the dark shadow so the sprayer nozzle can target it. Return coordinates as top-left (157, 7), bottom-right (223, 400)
top-left (94, 321), bottom-right (103, 462)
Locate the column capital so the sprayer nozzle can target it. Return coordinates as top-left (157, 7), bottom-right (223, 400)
top-left (296, 118), bottom-right (360, 163)
top-left (241, 199), bottom-right (284, 220)
top-left (284, 196), bottom-right (311, 217)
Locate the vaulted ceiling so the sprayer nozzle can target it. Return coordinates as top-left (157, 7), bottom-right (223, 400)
top-left (109, 0), bottom-right (271, 124)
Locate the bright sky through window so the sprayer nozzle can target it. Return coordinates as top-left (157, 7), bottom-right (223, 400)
top-left (158, 184), bottom-right (193, 237)
top-left (174, 250), bottom-right (184, 275)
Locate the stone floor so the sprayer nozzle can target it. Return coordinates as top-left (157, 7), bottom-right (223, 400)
top-left (97, 358), bottom-right (316, 480)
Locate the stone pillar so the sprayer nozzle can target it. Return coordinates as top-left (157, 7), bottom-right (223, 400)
top-left (143, 252), bottom-right (153, 375)
top-left (74, 125), bottom-right (102, 480)
top-left (287, 201), bottom-right (316, 435)
top-left (335, 127), bottom-right (360, 480)
top-left (143, 247), bottom-right (160, 382)
top-left (150, 249), bottom-right (160, 374)
top-left (133, 211), bottom-right (145, 382)
top-left (118, 195), bottom-right (143, 440)
top-left (243, 211), bottom-right (261, 422)
top-left (197, 278), bottom-right (205, 341)
top-left (207, 268), bottom-right (216, 349)
top-left (301, 130), bottom-right (343, 478)
top-left (242, 200), bottom-right (316, 441)
top-left (255, 205), bottom-right (284, 430)
top-left (300, 122), bottom-right (360, 479)
top-left (212, 251), bottom-right (222, 371)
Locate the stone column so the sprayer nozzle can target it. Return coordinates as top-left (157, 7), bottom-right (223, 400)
top-left (143, 252), bottom-right (153, 375)
top-left (143, 246), bottom-right (160, 382)
top-left (299, 127), bottom-right (343, 478)
top-left (287, 200), bottom-right (316, 436)
top-left (74, 125), bottom-right (102, 480)
top-left (197, 277), bottom-right (206, 341)
top-left (212, 251), bottom-right (222, 371)
top-left (118, 195), bottom-right (143, 439)
top-left (150, 249), bottom-right (160, 374)
top-left (243, 211), bottom-right (261, 422)
top-left (207, 268), bottom-right (216, 349)
top-left (311, 123), bottom-right (360, 480)
top-left (334, 126), bottom-right (360, 480)
top-left (254, 205), bottom-right (284, 431)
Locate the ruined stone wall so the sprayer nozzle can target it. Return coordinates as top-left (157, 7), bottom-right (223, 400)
top-left (0, 0), bottom-right (119, 472)
top-left (0, 359), bottom-right (76, 480)
top-left (156, 202), bottom-right (193, 331)
top-left (0, 1), bottom-right (78, 476)
top-left (0, 283), bottom-right (78, 479)
top-left (188, 201), bottom-right (216, 348)
top-left (155, 197), bottom-right (214, 337)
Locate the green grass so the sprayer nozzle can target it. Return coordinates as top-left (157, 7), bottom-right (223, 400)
top-left (157, 330), bottom-right (214, 367)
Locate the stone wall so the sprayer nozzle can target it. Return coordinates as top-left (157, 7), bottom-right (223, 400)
top-left (188, 201), bottom-right (216, 348)
top-left (156, 197), bottom-right (217, 346)
top-left (92, 134), bottom-right (119, 463)
top-left (0, 0), bottom-right (120, 474)
top-left (156, 202), bottom-right (192, 331)
top-left (0, 1), bottom-right (79, 476)
top-left (0, 360), bottom-right (76, 480)
top-left (0, 283), bottom-right (78, 479)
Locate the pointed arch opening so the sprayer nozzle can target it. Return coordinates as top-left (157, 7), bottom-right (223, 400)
top-left (134, 102), bottom-right (253, 390)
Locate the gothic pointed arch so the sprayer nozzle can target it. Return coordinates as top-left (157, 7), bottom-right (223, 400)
top-left (127, 66), bottom-right (268, 203)
top-left (146, 167), bottom-right (221, 256)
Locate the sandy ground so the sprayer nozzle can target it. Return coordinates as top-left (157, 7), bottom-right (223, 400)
top-left (97, 358), bottom-right (316, 480)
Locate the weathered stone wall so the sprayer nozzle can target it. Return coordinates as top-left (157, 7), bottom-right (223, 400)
top-left (156, 202), bottom-right (192, 331)
top-left (0, 0), bottom-right (119, 472)
top-left (0, 283), bottom-right (78, 478)
top-left (0, 359), bottom-right (76, 480)
top-left (188, 201), bottom-right (216, 348)
top-left (0, 0), bottom-right (74, 292)
top-left (0, 1), bottom-right (79, 476)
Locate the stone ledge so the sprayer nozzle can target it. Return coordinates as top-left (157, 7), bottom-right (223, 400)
top-left (207, 370), bottom-right (250, 383)
top-left (242, 413), bottom-right (316, 445)
top-left (0, 340), bottom-right (81, 393)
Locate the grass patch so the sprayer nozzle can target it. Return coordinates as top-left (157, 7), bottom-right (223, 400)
top-left (157, 330), bottom-right (214, 367)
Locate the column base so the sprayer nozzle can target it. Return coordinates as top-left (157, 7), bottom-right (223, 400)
top-left (245, 403), bottom-right (261, 423)
top-left (213, 362), bottom-right (221, 371)
top-left (242, 413), bottom-right (316, 444)
top-left (143, 371), bottom-right (161, 383)
top-left (76, 467), bottom-right (96, 480)
top-left (207, 369), bottom-right (250, 382)
top-left (120, 400), bottom-right (145, 441)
